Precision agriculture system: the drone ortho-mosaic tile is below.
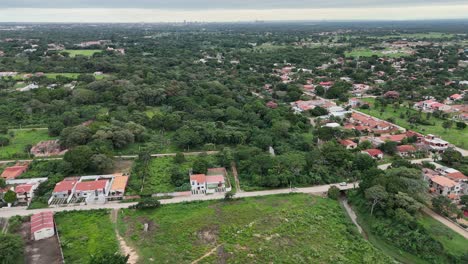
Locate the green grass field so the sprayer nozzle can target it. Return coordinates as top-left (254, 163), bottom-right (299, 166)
top-left (127, 155), bottom-right (217, 194)
top-left (55, 210), bottom-right (119, 264)
top-left (375, 32), bottom-right (455, 40)
top-left (358, 98), bottom-right (468, 148)
top-left (43, 73), bottom-right (107, 80)
top-left (345, 48), bottom-right (410, 58)
top-left (0, 129), bottom-right (54, 160)
top-left (117, 194), bottom-right (392, 264)
top-left (418, 214), bottom-right (468, 257)
top-left (63, 49), bottom-right (101, 57)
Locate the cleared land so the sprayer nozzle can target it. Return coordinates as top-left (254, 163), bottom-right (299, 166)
top-left (0, 129), bottom-right (54, 160)
top-left (63, 49), bottom-right (101, 57)
top-left (54, 210), bottom-right (119, 264)
top-left (358, 98), bottom-right (468, 148)
top-left (117, 194), bottom-right (392, 264)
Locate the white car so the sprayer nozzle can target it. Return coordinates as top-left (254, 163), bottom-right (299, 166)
top-left (339, 182), bottom-right (347, 186)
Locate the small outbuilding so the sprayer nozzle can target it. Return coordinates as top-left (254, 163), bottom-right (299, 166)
top-left (31, 211), bottom-right (55, 241)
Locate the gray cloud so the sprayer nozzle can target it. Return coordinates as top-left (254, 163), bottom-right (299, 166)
top-left (1, 0), bottom-right (467, 10)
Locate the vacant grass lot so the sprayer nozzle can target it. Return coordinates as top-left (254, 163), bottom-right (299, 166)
top-left (63, 49), bottom-right (101, 57)
top-left (127, 155), bottom-right (218, 194)
top-left (358, 98), bottom-right (468, 148)
top-left (418, 214), bottom-right (468, 257)
top-left (0, 129), bottom-right (54, 160)
top-left (117, 194), bottom-right (392, 264)
top-left (44, 73), bottom-right (107, 80)
top-left (55, 210), bottom-right (119, 264)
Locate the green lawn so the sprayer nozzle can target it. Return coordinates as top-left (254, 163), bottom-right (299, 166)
top-left (63, 49), bottom-right (101, 57)
top-left (117, 194), bottom-right (392, 264)
top-left (55, 210), bottom-right (119, 264)
top-left (43, 73), bottom-right (107, 80)
top-left (0, 129), bottom-right (54, 160)
top-left (358, 98), bottom-right (468, 148)
top-left (345, 48), bottom-right (409, 58)
top-left (418, 214), bottom-right (468, 257)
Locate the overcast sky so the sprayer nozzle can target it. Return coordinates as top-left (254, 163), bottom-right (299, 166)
top-left (0, 0), bottom-right (467, 22)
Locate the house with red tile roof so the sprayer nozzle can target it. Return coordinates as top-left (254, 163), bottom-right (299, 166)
top-left (1, 165), bottom-right (28, 180)
top-left (31, 212), bottom-right (55, 241)
top-left (190, 167), bottom-right (228, 195)
top-left (266, 101), bottom-right (278, 109)
top-left (74, 179), bottom-right (109, 198)
top-left (339, 139), bottom-right (357, 150)
top-left (429, 176), bottom-right (458, 196)
top-left (51, 178), bottom-right (78, 199)
top-left (396, 145), bottom-right (417, 157)
top-left (15, 183), bottom-right (37, 204)
top-left (361, 149), bottom-right (384, 159)
top-left (447, 93), bottom-right (463, 103)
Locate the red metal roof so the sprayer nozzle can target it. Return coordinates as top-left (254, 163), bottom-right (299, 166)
top-left (75, 180), bottom-right (108, 192)
top-left (206, 175), bottom-right (225, 184)
top-left (31, 212), bottom-right (54, 234)
top-left (446, 172), bottom-right (468, 181)
top-left (1, 165), bottom-right (27, 179)
top-left (53, 179), bottom-right (78, 193)
top-left (339, 139), bottom-right (356, 147)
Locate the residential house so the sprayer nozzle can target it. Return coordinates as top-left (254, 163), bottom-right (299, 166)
top-left (51, 178), bottom-right (78, 199)
top-left (15, 183), bottom-right (37, 204)
top-left (108, 175), bottom-right (129, 199)
top-left (396, 145), bottom-right (417, 157)
top-left (348, 98), bottom-right (364, 108)
top-left (31, 212), bottom-right (55, 241)
top-left (447, 94), bottom-right (463, 104)
top-left (413, 99), bottom-right (451, 113)
top-left (429, 176), bottom-right (460, 197)
top-left (361, 149), bottom-right (384, 159)
top-left (73, 179), bottom-right (110, 204)
top-left (190, 174), bottom-right (207, 195)
top-left (340, 139), bottom-right (357, 150)
top-left (1, 165), bottom-right (28, 180)
top-left (422, 134), bottom-right (449, 153)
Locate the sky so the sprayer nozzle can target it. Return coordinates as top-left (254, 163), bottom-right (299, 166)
top-left (0, 0), bottom-right (468, 22)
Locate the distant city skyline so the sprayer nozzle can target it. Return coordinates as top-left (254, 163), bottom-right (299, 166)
top-left (0, 1), bottom-right (468, 22)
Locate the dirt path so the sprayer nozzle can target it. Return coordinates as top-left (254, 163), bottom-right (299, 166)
top-left (339, 197), bottom-right (367, 239)
top-left (423, 208), bottom-right (468, 239)
top-left (191, 244), bottom-right (222, 264)
top-left (230, 162), bottom-right (242, 192)
top-left (111, 209), bottom-right (140, 264)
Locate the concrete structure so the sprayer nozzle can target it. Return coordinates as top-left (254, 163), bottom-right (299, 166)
top-left (422, 134), bottom-right (449, 153)
top-left (190, 168), bottom-right (228, 195)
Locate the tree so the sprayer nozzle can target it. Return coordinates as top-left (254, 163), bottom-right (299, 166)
top-left (174, 152), bottom-right (186, 164)
top-left (0, 178), bottom-right (6, 188)
top-left (327, 186), bottom-right (340, 200)
top-left (3, 190), bottom-right (17, 204)
top-left (456, 122), bottom-right (466, 130)
top-left (365, 185), bottom-right (388, 216)
top-left (90, 154), bottom-right (114, 174)
top-left (432, 196), bottom-right (459, 217)
top-left (64, 145), bottom-right (94, 173)
top-left (379, 141), bottom-right (398, 155)
top-left (461, 195), bottom-right (468, 210)
top-left (352, 153), bottom-right (376, 172)
top-left (0, 234), bottom-right (24, 264)
top-left (441, 148), bottom-right (462, 166)
top-left (170, 166), bottom-right (186, 187)
top-left (0, 136), bottom-right (10, 147)
top-left (89, 253), bottom-right (129, 264)
top-left (48, 121), bottom-right (65, 137)
top-left (60, 125), bottom-right (92, 148)
top-left (442, 120), bottom-right (453, 131)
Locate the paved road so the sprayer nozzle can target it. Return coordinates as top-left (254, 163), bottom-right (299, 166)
top-left (422, 208), bottom-right (468, 239)
top-left (377, 158), bottom-right (438, 170)
top-left (0, 183), bottom-right (356, 218)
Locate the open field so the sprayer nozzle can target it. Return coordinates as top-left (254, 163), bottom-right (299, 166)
top-left (127, 155), bottom-right (218, 194)
top-left (359, 98), bottom-right (468, 148)
top-left (117, 194), bottom-right (391, 264)
top-left (0, 129), bottom-right (54, 160)
top-left (418, 214), bottom-right (468, 257)
top-left (43, 73), bottom-right (108, 80)
top-left (345, 48), bottom-right (410, 58)
top-left (375, 32), bottom-right (455, 40)
top-left (63, 49), bottom-right (101, 57)
top-left (55, 210), bottom-right (119, 264)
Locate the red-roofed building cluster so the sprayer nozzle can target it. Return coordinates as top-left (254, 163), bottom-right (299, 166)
top-left (190, 167), bottom-right (230, 195)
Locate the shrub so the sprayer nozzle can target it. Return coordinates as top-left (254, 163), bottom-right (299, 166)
top-left (328, 186), bottom-right (340, 200)
top-left (130, 197), bottom-right (161, 210)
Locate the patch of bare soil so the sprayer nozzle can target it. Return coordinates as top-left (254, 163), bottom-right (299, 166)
top-left (111, 209), bottom-right (140, 264)
top-left (19, 222), bottom-right (63, 264)
top-left (196, 225), bottom-right (219, 245)
top-left (112, 159), bottom-right (134, 174)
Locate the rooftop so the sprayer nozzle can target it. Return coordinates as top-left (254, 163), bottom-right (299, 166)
top-left (1, 165), bottom-right (28, 180)
top-left (431, 176), bottom-right (456, 188)
top-left (111, 175), bottom-right (129, 191)
top-left (31, 212), bottom-right (54, 234)
top-left (75, 179), bottom-right (108, 192)
top-left (53, 179), bottom-right (78, 193)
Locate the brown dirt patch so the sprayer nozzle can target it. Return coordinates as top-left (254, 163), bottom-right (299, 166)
top-left (196, 225), bottom-right (219, 245)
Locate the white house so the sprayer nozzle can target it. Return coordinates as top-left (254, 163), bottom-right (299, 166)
top-left (31, 212), bottom-right (55, 241)
top-left (15, 183), bottom-right (37, 204)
